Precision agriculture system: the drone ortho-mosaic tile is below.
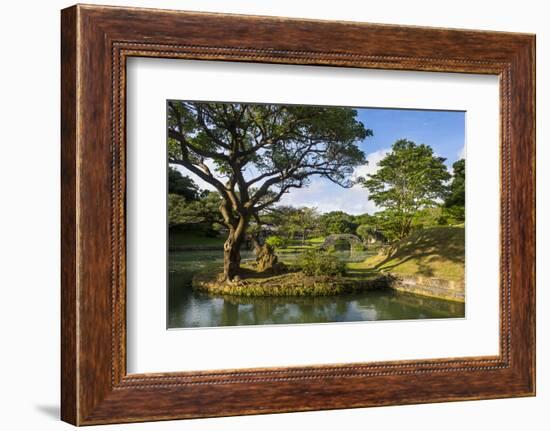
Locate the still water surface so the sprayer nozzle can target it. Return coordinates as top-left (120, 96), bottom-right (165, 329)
top-left (168, 249), bottom-right (465, 328)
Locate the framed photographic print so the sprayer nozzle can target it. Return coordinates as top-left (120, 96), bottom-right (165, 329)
top-left (61, 4), bottom-right (535, 425)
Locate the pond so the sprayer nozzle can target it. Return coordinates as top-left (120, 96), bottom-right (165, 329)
top-left (168, 248), bottom-right (465, 328)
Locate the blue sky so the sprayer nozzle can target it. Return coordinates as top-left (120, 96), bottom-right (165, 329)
top-left (355, 108), bottom-right (465, 168)
top-left (174, 107), bottom-right (465, 215)
top-left (278, 107), bottom-right (465, 214)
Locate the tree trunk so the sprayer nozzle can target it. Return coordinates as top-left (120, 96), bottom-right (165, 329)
top-left (402, 217), bottom-right (412, 239)
top-left (222, 217), bottom-right (249, 281)
top-left (223, 231), bottom-right (242, 281)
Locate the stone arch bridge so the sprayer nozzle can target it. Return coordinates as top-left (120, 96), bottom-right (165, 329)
top-left (319, 234), bottom-right (365, 250)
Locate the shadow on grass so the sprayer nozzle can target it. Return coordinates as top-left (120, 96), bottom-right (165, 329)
top-left (372, 227), bottom-right (465, 278)
top-left (345, 266), bottom-right (380, 279)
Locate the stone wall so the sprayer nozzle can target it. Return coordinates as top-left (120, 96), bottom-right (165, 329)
top-left (390, 274), bottom-right (465, 303)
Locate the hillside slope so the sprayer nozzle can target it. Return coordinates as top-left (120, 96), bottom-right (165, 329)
top-left (360, 227), bottom-right (465, 281)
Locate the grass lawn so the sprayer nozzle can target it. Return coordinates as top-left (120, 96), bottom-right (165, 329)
top-left (306, 237), bottom-right (325, 244)
top-left (276, 236), bottom-right (325, 252)
top-left (357, 227), bottom-right (465, 281)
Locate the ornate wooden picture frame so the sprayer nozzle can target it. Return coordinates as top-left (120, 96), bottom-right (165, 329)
top-left (61, 4), bottom-right (535, 425)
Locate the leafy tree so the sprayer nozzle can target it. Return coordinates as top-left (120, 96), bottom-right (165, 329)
top-left (356, 224), bottom-right (381, 242)
top-left (319, 211), bottom-right (357, 235)
top-left (438, 205), bottom-right (465, 226)
top-left (261, 206), bottom-right (298, 239)
top-left (168, 167), bottom-right (201, 201)
top-left (445, 159), bottom-right (465, 207)
top-left (412, 206), bottom-right (444, 229)
top-left (167, 194), bottom-right (190, 228)
top-left (354, 213), bottom-right (386, 241)
top-left (263, 206), bottom-right (295, 234)
top-left (287, 207), bottom-right (319, 243)
top-left (168, 101), bottom-right (371, 280)
top-left (371, 212), bottom-right (406, 243)
top-left (443, 158), bottom-right (465, 223)
top-left (168, 191), bottom-right (225, 229)
top-left (360, 139), bottom-right (451, 240)
top-left (265, 235), bottom-right (287, 249)
top-left (264, 206), bottom-right (319, 241)
top-left (352, 213), bottom-right (377, 226)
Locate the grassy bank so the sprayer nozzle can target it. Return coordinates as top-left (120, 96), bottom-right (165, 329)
top-left (276, 237), bottom-right (325, 252)
top-left (192, 267), bottom-right (392, 297)
top-left (357, 227), bottom-right (465, 281)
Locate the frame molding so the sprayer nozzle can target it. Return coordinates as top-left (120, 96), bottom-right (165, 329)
top-left (61, 4), bottom-right (535, 425)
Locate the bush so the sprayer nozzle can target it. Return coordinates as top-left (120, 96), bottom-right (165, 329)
top-left (297, 249), bottom-right (346, 276)
top-left (265, 235), bottom-right (287, 249)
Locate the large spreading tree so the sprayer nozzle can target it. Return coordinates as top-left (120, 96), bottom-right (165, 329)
top-left (360, 139), bottom-right (451, 241)
top-left (168, 101), bottom-right (371, 280)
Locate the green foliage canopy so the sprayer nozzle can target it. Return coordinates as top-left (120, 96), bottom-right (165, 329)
top-left (265, 235), bottom-right (287, 249)
top-left (319, 211), bottom-right (358, 235)
top-left (356, 224), bottom-right (378, 241)
top-left (168, 101), bottom-right (371, 221)
top-left (168, 167), bottom-right (201, 201)
top-left (445, 159), bottom-right (465, 208)
top-left (443, 158), bottom-right (465, 223)
top-left (167, 191), bottom-right (224, 228)
top-left (287, 207), bottom-right (319, 241)
top-left (360, 139), bottom-right (451, 240)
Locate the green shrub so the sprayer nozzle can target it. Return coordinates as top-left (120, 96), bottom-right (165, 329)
top-left (297, 249), bottom-right (346, 276)
top-left (265, 235), bottom-right (287, 249)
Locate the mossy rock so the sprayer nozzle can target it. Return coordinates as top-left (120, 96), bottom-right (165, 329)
top-left (255, 244), bottom-right (286, 273)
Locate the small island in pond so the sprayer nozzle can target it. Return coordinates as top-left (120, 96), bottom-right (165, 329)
top-left (167, 101), bottom-right (466, 328)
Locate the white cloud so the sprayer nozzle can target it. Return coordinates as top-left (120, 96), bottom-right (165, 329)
top-left (278, 178), bottom-right (376, 215)
top-left (352, 148), bottom-right (390, 181)
top-left (458, 145), bottom-right (465, 159)
top-left (278, 148), bottom-right (390, 215)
